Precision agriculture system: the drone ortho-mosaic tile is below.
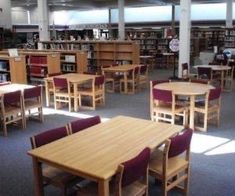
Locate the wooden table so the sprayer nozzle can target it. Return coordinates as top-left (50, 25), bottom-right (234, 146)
top-left (102, 64), bottom-right (139, 94)
top-left (28, 115), bottom-right (183, 196)
top-left (154, 82), bottom-right (214, 130)
top-left (194, 65), bottom-right (231, 90)
top-left (0, 83), bottom-right (35, 95)
top-left (44, 73), bottom-right (96, 111)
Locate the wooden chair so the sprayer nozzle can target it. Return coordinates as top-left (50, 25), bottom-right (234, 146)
top-left (47, 72), bottom-right (62, 106)
top-left (139, 65), bottom-right (149, 89)
top-left (53, 77), bottom-right (74, 112)
top-left (197, 67), bottom-right (213, 81)
top-left (78, 75), bottom-right (105, 110)
top-left (194, 87), bottom-right (222, 132)
top-left (181, 63), bottom-right (196, 79)
top-left (30, 126), bottom-right (83, 196)
top-left (76, 148), bottom-right (150, 196)
top-left (120, 66), bottom-right (140, 94)
top-left (149, 128), bottom-right (193, 196)
top-left (68, 115), bottom-right (101, 134)
top-left (150, 80), bottom-right (170, 121)
top-left (0, 90), bottom-right (25, 136)
top-left (224, 65), bottom-right (234, 91)
top-left (23, 86), bottom-right (43, 127)
top-left (151, 88), bottom-right (188, 126)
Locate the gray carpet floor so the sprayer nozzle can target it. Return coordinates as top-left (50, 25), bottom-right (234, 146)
top-left (0, 69), bottom-right (235, 196)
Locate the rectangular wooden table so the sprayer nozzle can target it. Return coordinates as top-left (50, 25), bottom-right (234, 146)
top-left (102, 64), bottom-right (139, 94)
top-left (28, 115), bottom-right (183, 196)
top-left (0, 83), bottom-right (35, 95)
top-left (44, 73), bottom-right (96, 111)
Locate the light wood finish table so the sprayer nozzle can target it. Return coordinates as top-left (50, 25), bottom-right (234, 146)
top-left (0, 83), bottom-right (35, 95)
top-left (44, 73), bottom-right (96, 111)
top-left (154, 82), bottom-right (214, 130)
top-left (102, 64), bottom-right (139, 94)
top-left (28, 115), bottom-right (183, 196)
top-left (194, 65), bottom-right (231, 90)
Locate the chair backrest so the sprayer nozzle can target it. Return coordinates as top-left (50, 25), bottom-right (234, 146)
top-left (190, 78), bottom-right (209, 84)
top-left (152, 88), bottom-right (172, 103)
top-left (30, 126), bottom-right (69, 149)
top-left (182, 63), bottom-right (189, 71)
top-left (24, 86), bottom-right (42, 99)
top-left (3, 90), bottom-right (21, 106)
top-left (209, 87), bottom-right (221, 101)
top-left (119, 148), bottom-right (150, 187)
top-left (168, 128), bottom-right (193, 158)
top-left (140, 65), bottom-right (148, 74)
top-left (197, 67), bottom-right (212, 79)
top-left (95, 75), bottom-right (105, 86)
top-left (69, 116), bottom-right (101, 134)
top-left (53, 77), bottom-right (68, 89)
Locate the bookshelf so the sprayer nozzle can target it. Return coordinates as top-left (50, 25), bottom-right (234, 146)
top-left (39, 40), bottom-right (140, 72)
top-left (224, 28), bottom-right (235, 48)
top-left (0, 55), bottom-right (27, 83)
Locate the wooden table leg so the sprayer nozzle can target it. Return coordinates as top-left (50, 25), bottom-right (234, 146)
top-left (189, 95), bottom-right (195, 130)
top-left (221, 70), bottom-right (224, 90)
top-left (124, 72), bottom-right (128, 94)
top-left (45, 80), bottom-right (50, 107)
top-left (32, 157), bottom-right (44, 196)
top-left (98, 179), bottom-right (109, 196)
top-left (74, 83), bottom-right (78, 112)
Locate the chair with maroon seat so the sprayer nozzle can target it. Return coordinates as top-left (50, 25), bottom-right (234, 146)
top-left (120, 66), bottom-right (140, 94)
top-left (76, 148), bottom-right (150, 196)
top-left (150, 80), bottom-right (170, 121)
top-left (151, 88), bottom-right (188, 126)
top-left (53, 77), bottom-right (74, 112)
top-left (68, 115), bottom-right (101, 134)
top-left (0, 90), bottom-right (25, 136)
top-left (197, 67), bottom-right (213, 81)
top-left (30, 126), bottom-right (83, 196)
top-left (194, 87), bottom-right (221, 132)
top-left (78, 75), bottom-right (105, 110)
top-left (149, 128), bottom-right (193, 196)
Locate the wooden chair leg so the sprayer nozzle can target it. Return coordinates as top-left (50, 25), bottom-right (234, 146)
top-left (3, 122), bottom-right (7, 136)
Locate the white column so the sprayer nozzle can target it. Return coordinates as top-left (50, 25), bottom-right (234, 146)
top-left (0, 0), bottom-right (12, 29)
top-left (178, 0), bottom-right (191, 78)
top-left (37, 0), bottom-right (49, 41)
top-left (226, 0), bottom-right (233, 28)
top-left (118, 0), bottom-right (125, 40)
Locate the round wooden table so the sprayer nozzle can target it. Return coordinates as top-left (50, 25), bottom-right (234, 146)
top-left (194, 65), bottom-right (231, 90)
top-left (154, 82), bottom-right (214, 130)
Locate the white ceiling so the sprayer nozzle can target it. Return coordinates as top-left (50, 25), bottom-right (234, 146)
top-left (11, 0), bottom-right (228, 11)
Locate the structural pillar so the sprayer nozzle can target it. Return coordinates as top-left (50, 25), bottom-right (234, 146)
top-left (226, 0), bottom-right (233, 28)
top-left (178, 0), bottom-right (191, 78)
top-left (37, 0), bottom-right (49, 41)
top-left (118, 0), bottom-right (125, 40)
top-left (171, 5), bottom-right (175, 35)
top-left (0, 0), bottom-right (12, 29)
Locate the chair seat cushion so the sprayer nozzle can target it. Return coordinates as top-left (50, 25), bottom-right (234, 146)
top-left (153, 104), bottom-right (186, 114)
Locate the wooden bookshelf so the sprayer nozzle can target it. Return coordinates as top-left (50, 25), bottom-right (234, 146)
top-left (39, 40), bottom-right (140, 72)
top-left (0, 55), bottom-right (27, 84)
top-left (224, 28), bottom-right (235, 48)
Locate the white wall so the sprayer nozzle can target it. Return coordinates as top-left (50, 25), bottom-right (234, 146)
top-left (0, 0), bottom-right (12, 28)
top-left (11, 7), bottom-right (28, 24)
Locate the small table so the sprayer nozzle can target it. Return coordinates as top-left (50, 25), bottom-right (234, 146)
top-left (194, 65), bottom-right (231, 90)
top-left (102, 64), bottom-right (139, 94)
top-left (44, 73), bottom-right (96, 111)
top-left (154, 82), bottom-right (214, 130)
top-left (28, 115), bottom-right (183, 196)
top-left (0, 83), bottom-right (35, 95)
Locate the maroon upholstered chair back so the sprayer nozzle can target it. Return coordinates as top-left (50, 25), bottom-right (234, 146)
top-left (0, 81), bottom-right (11, 86)
top-left (70, 116), bottom-right (101, 134)
top-left (182, 63), bottom-right (188, 71)
top-left (152, 88), bottom-right (172, 102)
top-left (95, 75), bottom-right (105, 86)
top-left (53, 77), bottom-right (68, 89)
top-left (197, 67), bottom-right (212, 79)
top-left (140, 65), bottom-right (148, 74)
top-left (31, 126), bottom-right (69, 148)
top-left (209, 87), bottom-right (221, 101)
top-left (121, 148), bottom-right (150, 187)
top-left (24, 86), bottom-right (42, 99)
top-left (134, 66), bottom-right (140, 76)
top-left (190, 79), bottom-right (209, 84)
top-left (168, 128), bottom-right (193, 158)
top-left (3, 90), bottom-right (21, 106)
top-left (151, 80), bottom-right (169, 87)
